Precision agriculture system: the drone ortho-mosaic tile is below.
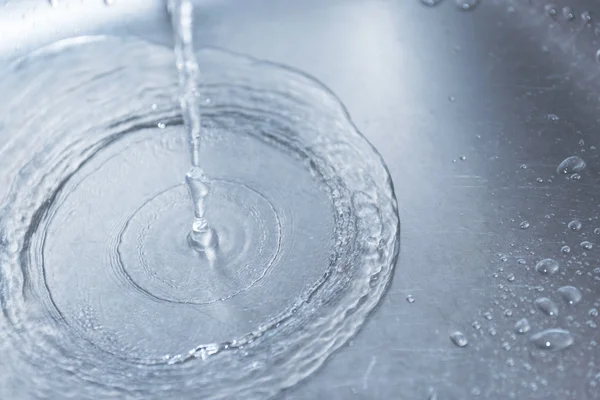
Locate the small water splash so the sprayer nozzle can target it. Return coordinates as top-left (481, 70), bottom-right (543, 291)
top-left (450, 331), bottom-right (468, 347)
top-left (557, 156), bottom-right (586, 175)
top-left (535, 258), bottom-right (559, 276)
top-left (557, 286), bottom-right (582, 305)
top-left (185, 167), bottom-right (217, 252)
top-left (530, 329), bottom-right (574, 351)
top-left (535, 297), bottom-right (559, 317)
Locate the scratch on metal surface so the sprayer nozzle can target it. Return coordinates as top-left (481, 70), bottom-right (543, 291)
top-left (362, 356), bottom-right (377, 390)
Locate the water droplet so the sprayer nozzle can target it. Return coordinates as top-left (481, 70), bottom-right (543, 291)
top-left (519, 221), bottom-right (530, 229)
top-left (590, 308), bottom-right (599, 317)
top-left (518, 258), bottom-right (527, 265)
top-left (507, 273), bottom-right (515, 282)
top-left (581, 241), bottom-right (593, 250)
top-left (454, 0), bottom-right (480, 11)
top-left (547, 113), bottom-right (559, 120)
top-left (488, 326), bottom-right (497, 336)
top-left (448, 95), bottom-right (456, 102)
top-left (483, 311), bottom-right (493, 320)
top-left (515, 318), bottom-right (531, 334)
top-left (557, 156), bottom-right (586, 174)
top-left (536, 177), bottom-right (544, 183)
top-left (502, 342), bottom-right (511, 351)
top-left (562, 6), bottom-right (575, 20)
top-left (157, 122), bottom-right (166, 129)
top-left (406, 294), bottom-right (415, 303)
top-left (420, 0), bottom-right (444, 6)
top-left (504, 309), bottom-right (513, 317)
top-left (582, 11), bottom-right (593, 24)
top-left (535, 297), bottom-right (559, 316)
top-left (544, 4), bottom-right (558, 17)
top-left (594, 228), bottom-right (600, 235)
top-left (557, 286), bottom-right (582, 305)
top-left (535, 258), bottom-right (559, 276)
top-left (520, 164), bottom-right (528, 169)
top-left (472, 321), bottom-right (481, 330)
top-left (571, 173), bottom-right (581, 180)
top-left (459, 155), bottom-right (467, 161)
top-left (530, 329), bottom-right (574, 351)
top-left (450, 331), bottom-right (468, 347)
top-left (568, 219), bottom-right (582, 231)
top-left (561, 245), bottom-right (571, 254)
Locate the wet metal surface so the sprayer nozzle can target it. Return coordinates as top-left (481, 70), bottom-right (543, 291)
top-left (2, 0), bottom-right (600, 398)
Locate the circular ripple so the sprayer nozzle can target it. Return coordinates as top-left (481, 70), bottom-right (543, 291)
top-left (0, 36), bottom-right (399, 400)
top-left (115, 180), bottom-right (281, 304)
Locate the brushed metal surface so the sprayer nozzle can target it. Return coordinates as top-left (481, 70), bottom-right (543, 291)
top-left (2, 1), bottom-right (600, 399)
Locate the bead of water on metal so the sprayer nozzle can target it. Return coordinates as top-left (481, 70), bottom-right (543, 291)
top-left (483, 311), bottom-right (493, 320)
top-left (450, 331), bottom-right (468, 347)
top-left (419, 0), bottom-right (444, 6)
top-left (157, 122), bottom-right (166, 129)
top-left (502, 342), bottom-right (511, 351)
top-left (568, 220), bottom-right (582, 231)
top-left (581, 241), bottom-right (593, 250)
top-left (594, 228), bottom-right (600, 235)
top-left (557, 156), bottom-right (586, 174)
top-left (518, 258), bottom-right (526, 265)
top-left (504, 309), bottom-right (513, 317)
top-left (535, 297), bottom-right (559, 316)
top-left (454, 0), bottom-right (480, 11)
top-left (571, 173), bottom-right (581, 180)
top-left (582, 11), bottom-right (593, 24)
top-left (557, 285), bottom-right (582, 305)
top-left (535, 258), bottom-right (559, 275)
top-left (520, 164), bottom-right (528, 170)
top-left (562, 6), bottom-right (575, 20)
top-left (530, 328), bottom-right (574, 351)
top-left (448, 95), bottom-right (456, 102)
top-left (489, 326), bottom-right (497, 336)
top-left (406, 294), bottom-right (415, 303)
top-left (544, 4), bottom-right (558, 17)
top-left (507, 273), bottom-right (515, 282)
top-left (590, 308), bottom-right (599, 317)
top-left (459, 155), bottom-right (467, 161)
top-left (561, 245), bottom-right (571, 254)
top-left (519, 221), bottom-right (530, 229)
top-left (515, 318), bottom-right (531, 334)
top-left (547, 113), bottom-right (559, 120)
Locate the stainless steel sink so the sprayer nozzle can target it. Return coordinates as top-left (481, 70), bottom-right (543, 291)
top-left (2, 0), bottom-right (600, 398)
